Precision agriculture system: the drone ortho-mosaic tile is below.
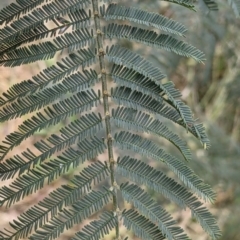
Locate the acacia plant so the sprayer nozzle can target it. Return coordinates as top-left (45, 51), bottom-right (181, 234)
top-left (0, 0), bottom-right (226, 239)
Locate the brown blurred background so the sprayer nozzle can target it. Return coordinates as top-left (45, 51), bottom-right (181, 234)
top-left (0, 0), bottom-right (239, 239)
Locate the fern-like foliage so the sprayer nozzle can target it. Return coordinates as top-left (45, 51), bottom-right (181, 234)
top-left (0, 0), bottom-right (227, 239)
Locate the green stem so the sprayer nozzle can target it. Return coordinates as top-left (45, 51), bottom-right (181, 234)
top-left (91, 0), bottom-right (119, 238)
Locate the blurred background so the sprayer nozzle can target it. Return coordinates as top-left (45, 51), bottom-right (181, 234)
top-left (0, 0), bottom-right (239, 239)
